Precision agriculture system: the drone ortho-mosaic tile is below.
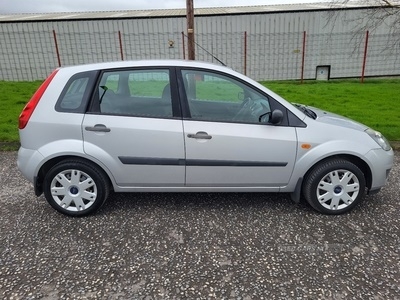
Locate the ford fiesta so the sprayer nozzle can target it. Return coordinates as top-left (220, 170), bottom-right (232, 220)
top-left (17, 60), bottom-right (393, 216)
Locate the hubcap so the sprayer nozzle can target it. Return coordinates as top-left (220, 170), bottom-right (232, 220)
top-left (69, 186), bottom-right (79, 195)
top-left (317, 169), bottom-right (360, 211)
top-left (334, 185), bottom-right (343, 194)
top-left (50, 169), bottom-right (97, 212)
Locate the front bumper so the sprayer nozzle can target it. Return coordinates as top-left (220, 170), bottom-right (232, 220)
top-left (365, 148), bottom-right (394, 192)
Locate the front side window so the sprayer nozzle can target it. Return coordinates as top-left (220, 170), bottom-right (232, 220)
top-left (181, 70), bottom-right (271, 124)
top-left (98, 69), bottom-right (173, 118)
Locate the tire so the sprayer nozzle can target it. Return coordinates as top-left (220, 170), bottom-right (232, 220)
top-left (43, 159), bottom-right (110, 217)
top-left (303, 158), bottom-right (366, 215)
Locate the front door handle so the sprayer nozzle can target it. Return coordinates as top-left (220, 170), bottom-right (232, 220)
top-left (85, 124), bottom-right (111, 132)
top-left (187, 131), bottom-right (212, 140)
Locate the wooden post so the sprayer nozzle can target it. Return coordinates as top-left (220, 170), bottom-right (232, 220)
top-left (361, 31), bottom-right (369, 83)
top-left (244, 31), bottom-right (247, 75)
top-left (118, 31), bottom-right (124, 61)
top-left (186, 0), bottom-right (195, 60)
top-left (52, 30), bottom-right (61, 67)
top-left (301, 31), bottom-right (306, 84)
top-left (182, 31), bottom-right (186, 60)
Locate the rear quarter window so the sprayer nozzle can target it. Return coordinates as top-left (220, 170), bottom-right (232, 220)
top-left (55, 70), bottom-right (98, 113)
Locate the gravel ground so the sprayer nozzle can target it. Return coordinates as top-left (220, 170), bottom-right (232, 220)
top-left (0, 151), bottom-right (399, 299)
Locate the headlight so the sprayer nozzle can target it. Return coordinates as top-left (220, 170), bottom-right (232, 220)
top-left (365, 128), bottom-right (391, 151)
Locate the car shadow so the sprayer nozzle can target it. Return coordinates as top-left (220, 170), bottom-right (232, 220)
top-left (98, 191), bottom-right (314, 216)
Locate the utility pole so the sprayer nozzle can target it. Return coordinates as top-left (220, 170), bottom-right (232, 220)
top-left (186, 0), bottom-right (195, 60)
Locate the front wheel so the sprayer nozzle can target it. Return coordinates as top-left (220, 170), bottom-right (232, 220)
top-left (43, 160), bottom-right (109, 217)
top-left (303, 159), bottom-right (366, 215)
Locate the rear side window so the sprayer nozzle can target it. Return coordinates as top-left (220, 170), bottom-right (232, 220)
top-left (96, 69), bottom-right (173, 118)
top-left (56, 71), bottom-right (98, 113)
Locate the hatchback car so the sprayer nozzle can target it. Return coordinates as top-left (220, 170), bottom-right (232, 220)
top-left (17, 60), bottom-right (393, 216)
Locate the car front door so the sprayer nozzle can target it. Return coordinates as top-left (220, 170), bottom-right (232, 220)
top-left (82, 67), bottom-right (185, 187)
top-left (180, 68), bottom-right (297, 189)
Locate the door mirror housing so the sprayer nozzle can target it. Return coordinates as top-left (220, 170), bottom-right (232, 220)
top-left (269, 109), bottom-right (283, 125)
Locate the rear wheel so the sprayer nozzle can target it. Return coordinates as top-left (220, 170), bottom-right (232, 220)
top-left (303, 159), bottom-right (366, 215)
top-left (43, 160), bottom-right (109, 217)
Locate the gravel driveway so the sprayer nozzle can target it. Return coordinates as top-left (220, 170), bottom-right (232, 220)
top-left (0, 151), bottom-right (399, 299)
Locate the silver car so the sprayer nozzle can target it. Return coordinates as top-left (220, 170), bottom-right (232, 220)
top-left (17, 60), bottom-right (393, 216)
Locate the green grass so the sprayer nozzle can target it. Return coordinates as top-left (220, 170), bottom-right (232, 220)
top-left (0, 78), bottom-right (399, 151)
top-left (261, 79), bottom-right (400, 141)
top-left (0, 81), bottom-right (42, 143)
top-left (195, 81), bottom-right (242, 101)
top-left (105, 80), bottom-right (170, 97)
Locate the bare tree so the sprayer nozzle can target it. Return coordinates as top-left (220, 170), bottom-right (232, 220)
top-left (326, 0), bottom-right (400, 49)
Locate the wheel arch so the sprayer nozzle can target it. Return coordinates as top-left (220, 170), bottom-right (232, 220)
top-left (35, 155), bottom-right (114, 196)
top-left (303, 154), bottom-right (372, 190)
top-left (290, 153), bottom-right (372, 203)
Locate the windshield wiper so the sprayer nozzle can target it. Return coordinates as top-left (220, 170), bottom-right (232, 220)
top-left (293, 104), bottom-right (317, 119)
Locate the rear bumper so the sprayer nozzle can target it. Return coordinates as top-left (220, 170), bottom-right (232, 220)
top-left (17, 147), bottom-right (44, 183)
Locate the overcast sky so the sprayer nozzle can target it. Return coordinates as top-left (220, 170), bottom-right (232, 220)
top-left (0, 0), bottom-right (331, 14)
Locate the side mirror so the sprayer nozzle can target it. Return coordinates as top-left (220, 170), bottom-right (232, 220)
top-left (269, 109), bottom-right (283, 125)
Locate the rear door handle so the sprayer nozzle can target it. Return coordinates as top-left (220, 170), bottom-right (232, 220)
top-left (187, 131), bottom-right (212, 140)
top-left (85, 124), bottom-right (111, 132)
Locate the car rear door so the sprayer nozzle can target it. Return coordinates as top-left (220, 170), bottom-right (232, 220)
top-left (179, 68), bottom-right (297, 189)
top-left (82, 67), bottom-right (185, 187)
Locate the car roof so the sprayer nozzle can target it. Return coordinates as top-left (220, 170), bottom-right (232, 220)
top-left (57, 59), bottom-right (232, 74)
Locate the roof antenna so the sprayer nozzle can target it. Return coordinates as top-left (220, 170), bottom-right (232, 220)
top-left (182, 32), bottom-right (227, 67)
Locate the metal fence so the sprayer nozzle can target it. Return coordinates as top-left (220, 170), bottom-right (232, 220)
top-left (0, 28), bottom-right (398, 81)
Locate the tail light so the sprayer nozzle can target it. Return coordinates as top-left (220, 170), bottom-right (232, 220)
top-left (18, 69), bottom-right (59, 129)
